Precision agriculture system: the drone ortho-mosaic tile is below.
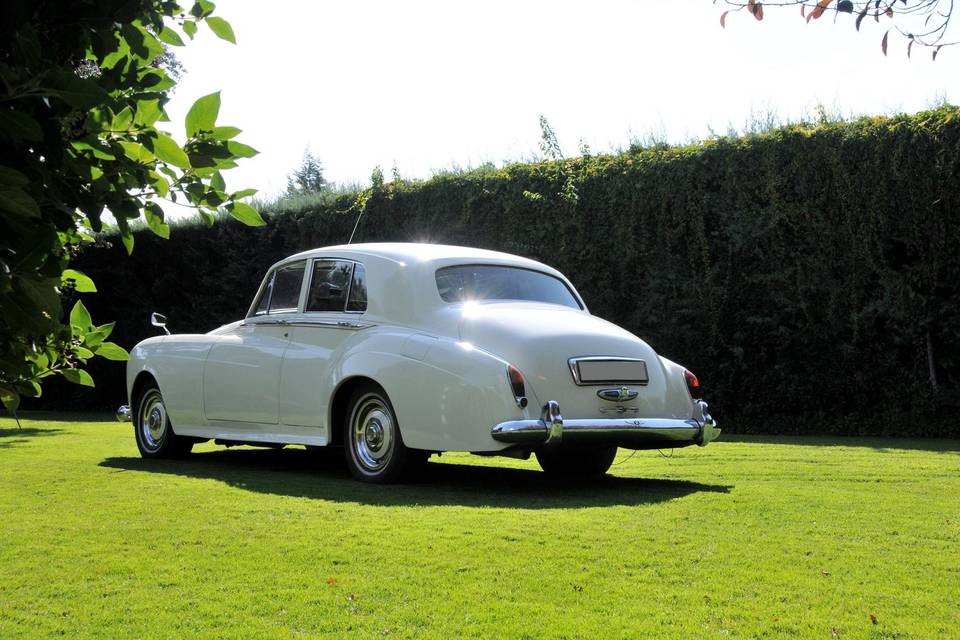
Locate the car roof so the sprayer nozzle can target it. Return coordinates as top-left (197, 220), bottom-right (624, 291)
top-left (283, 242), bottom-right (555, 272)
top-left (253, 242), bottom-right (587, 321)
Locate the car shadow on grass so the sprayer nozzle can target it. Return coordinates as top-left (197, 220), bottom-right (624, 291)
top-left (99, 448), bottom-right (732, 509)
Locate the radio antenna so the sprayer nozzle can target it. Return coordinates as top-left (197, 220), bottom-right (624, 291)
top-left (347, 203), bottom-right (364, 244)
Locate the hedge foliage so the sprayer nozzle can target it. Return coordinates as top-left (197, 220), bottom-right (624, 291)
top-left (34, 107), bottom-right (960, 437)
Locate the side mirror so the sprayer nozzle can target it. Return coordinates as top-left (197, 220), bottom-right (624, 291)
top-left (150, 312), bottom-right (170, 335)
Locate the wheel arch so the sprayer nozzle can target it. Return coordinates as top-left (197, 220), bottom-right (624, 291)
top-left (328, 375), bottom-right (382, 447)
top-left (131, 370), bottom-right (159, 410)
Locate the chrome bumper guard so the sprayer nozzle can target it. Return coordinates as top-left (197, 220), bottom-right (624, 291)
top-left (116, 405), bottom-right (132, 422)
top-left (491, 400), bottom-right (720, 449)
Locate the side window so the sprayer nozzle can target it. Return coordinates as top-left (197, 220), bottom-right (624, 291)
top-left (346, 263), bottom-right (367, 312)
top-left (268, 262), bottom-right (306, 313)
top-left (306, 260), bottom-right (354, 312)
top-left (251, 272), bottom-right (274, 316)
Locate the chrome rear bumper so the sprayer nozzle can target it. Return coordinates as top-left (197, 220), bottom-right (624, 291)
top-left (116, 405), bottom-right (131, 422)
top-left (491, 400), bottom-right (720, 450)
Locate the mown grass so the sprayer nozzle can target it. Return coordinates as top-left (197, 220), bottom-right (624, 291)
top-left (0, 413), bottom-right (957, 639)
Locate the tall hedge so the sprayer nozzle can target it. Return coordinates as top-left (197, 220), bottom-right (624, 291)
top-left (32, 108), bottom-right (960, 437)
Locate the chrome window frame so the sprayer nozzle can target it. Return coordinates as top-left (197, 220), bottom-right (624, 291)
top-left (246, 260), bottom-right (309, 319)
top-left (302, 258), bottom-right (366, 315)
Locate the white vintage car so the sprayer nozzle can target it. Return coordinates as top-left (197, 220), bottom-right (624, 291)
top-left (120, 243), bottom-right (719, 482)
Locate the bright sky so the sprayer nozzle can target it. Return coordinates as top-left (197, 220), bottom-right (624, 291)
top-left (163, 0), bottom-right (960, 210)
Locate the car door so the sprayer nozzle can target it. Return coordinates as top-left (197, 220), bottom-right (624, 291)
top-left (202, 260), bottom-right (307, 425)
top-left (280, 259), bottom-right (368, 428)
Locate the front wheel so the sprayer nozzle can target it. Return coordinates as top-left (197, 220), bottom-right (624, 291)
top-left (343, 383), bottom-right (426, 483)
top-left (535, 445), bottom-right (618, 478)
top-left (134, 382), bottom-right (193, 459)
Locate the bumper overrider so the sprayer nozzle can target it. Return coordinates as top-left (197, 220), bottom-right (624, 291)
top-left (491, 400), bottom-right (720, 450)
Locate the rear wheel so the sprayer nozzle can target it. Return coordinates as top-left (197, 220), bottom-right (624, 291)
top-left (535, 445), bottom-right (617, 478)
top-left (343, 383), bottom-right (426, 483)
top-left (134, 381), bottom-right (193, 458)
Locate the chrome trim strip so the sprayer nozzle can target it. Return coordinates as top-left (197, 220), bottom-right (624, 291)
top-left (241, 318), bottom-right (289, 327)
top-left (240, 319), bottom-right (374, 330)
top-left (491, 400), bottom-right (721, 448)
top-left (598, 406), bottom-right (640, 415)
top-left (285, 319), bottom-right (374, 329)
top-left (568, 356), bottom-right (649, 386)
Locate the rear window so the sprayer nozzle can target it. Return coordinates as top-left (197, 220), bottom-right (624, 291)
top-left (435, 265), bottom-right (581, 310)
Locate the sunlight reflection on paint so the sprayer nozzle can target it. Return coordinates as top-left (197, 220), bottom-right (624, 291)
top-left (460, 300), bottom-right (481, 319)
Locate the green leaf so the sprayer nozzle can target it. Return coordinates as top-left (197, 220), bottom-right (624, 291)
top-left (226, 141), bottom-right (258, 158)
top-left (52, 74), bottom-right (110, 109)
top-left (121, 22), bottom-right (163, 64)
top-left (70, 300), bottom-right (93, 332)
top-left (119, 141), bottom-right (155, 164)
top-left (15, 379), bottom-right (42, 398)
top-left (205, 16), bottom-right (236, 43)
top-left (12, 226), bottom-right (58, 270)
top-left (71, 140), bottom-right (116, 160)
top-left (183, 20), bottom-right (198, 38)
top-left (151, 133), bottom-right (191, 169)
top-left (210, 171), bottom-right (226, 192)
top-left (145, 203), bottom-right (170, 239)
top-left (84, 322), bottom-right (115, 349)
top-left (211, 126), bottom-right (242, 140)
top-left (1, 387), bottom-right (20, 413)
top-left (62, 269), bottom-right (97, 293)
top-left (0, 110), bottom-right (43, 142)
top-left (134, 99), bottom-right (163, 126)
top-left (94, 342), bottom-right (129, 361)
top-left (0, 165), bottom-right (29, 187)
top-left (61, 368), bottom-right (95, 387)
top-left (227, 201), bottom-right (265, 227)
top-left (75, 346), bottom-right (95, 360)
top-left (185, 91), bottom-right (221, 137)
top-left (100, 37), bottom-right (131, 70)
top-left (158, 26), bottom-right (185, 46)
top-left (138, 68), bottom-right (176, 92)
top-left (16, 276), bottom-right (61, 322)
top-left (148, 171), bottom-right (170, 197)
top-left (191, 0), bottom-right (216, 18)
top-left (0, 188), bottom-right (40, 217)
top-left (230, 188), bottom-right (257, 200)
top-left (111, 106), bottom-right (133, 131)
top-left (120, 231), bottom-right (134, 255)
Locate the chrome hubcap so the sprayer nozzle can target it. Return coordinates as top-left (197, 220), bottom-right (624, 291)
top-left (352, 396), bottom-right (395, 472)
top-left (139, 390), bottom-right (167, 451)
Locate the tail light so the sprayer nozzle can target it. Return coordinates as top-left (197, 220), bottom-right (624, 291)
top-left (507, 365), bottom-right (528, 408)
top-left (683, 369), bottom-right (702, 400)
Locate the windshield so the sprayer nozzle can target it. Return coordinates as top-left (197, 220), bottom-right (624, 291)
top-left (435, 265), bottom-right (582, 310)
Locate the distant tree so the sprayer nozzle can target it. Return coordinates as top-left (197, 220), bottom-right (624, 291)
top-left (0, 0), bottom-right (264, 416)
top-left (285, 149), bottom-right (327, 195)
top-left (370, 165), bottom-right (385, 190)
top-left (538, 115), bottom-right (564, 161)
top-left (718, 0), bottom-right (956, 58)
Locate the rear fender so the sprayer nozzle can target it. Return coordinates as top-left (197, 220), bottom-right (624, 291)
top-left (333, 331), bottom-right (522, 451)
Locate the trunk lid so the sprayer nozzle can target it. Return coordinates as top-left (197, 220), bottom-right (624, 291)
top-left (457, 303), bottom-right (688, 420)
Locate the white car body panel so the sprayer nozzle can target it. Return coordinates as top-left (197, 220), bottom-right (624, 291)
top-left (125, 242), bottom-right (716, 453)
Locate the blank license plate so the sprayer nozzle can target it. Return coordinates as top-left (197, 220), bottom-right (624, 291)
top-left (576, 359), bottom-right (648, 384)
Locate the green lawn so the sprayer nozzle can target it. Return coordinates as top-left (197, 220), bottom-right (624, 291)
top-left (0, 414), bottom-right (957, 639)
